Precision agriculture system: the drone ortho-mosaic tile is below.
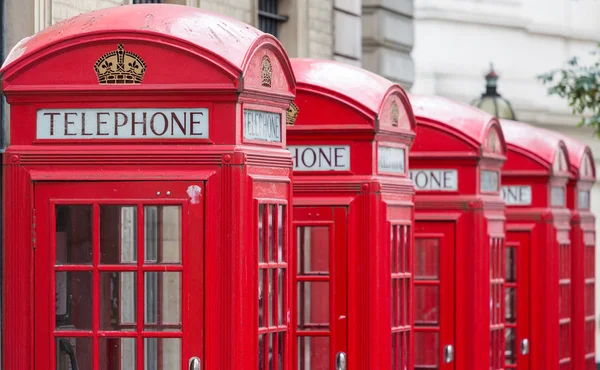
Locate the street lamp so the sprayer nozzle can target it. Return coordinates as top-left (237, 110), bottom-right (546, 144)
top-left (471, 63), bottom-right (517, 120)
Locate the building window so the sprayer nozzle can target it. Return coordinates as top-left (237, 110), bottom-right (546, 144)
top-left (258, 203), bottom-right (288, 369)
top-left (258, 0), bottom-right (288, 38)
top-left (132, 0), bottom-right (162, 4)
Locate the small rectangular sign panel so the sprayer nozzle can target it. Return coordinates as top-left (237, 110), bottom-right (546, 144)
top-left (551, 186), bottom-right (565, 207)
top-left (37, 108), bottom-right (209, 139)
top-left (480, 170), bottom-right (499, 192)
top-left (501, 185), bottom-right (532, 206)
top-left (409, 169), bottom-right (458, 191)
top-left (578, 190), bottom-right (590, 210)
top-left (289, 145), bottom-right (350, 171)
top-left (378, 146), bottom-right (405, 174)
top-left (243, 109), bottom-right (282, 143)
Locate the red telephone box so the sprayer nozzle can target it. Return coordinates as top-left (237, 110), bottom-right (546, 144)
top-left (562, 135), bottom-right (596, 370)
top-left (286, 59), bottom-right (416, 370)
top-left (500, 119), bottom-right (573, 370)
top-left (408, 95), bottom-right (507, 370)
top-left (1, 5), bottom-right (296, 370)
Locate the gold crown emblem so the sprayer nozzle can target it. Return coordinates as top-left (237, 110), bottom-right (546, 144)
top-left (391, 101), bottom-right (399, 127)
top-left (286, 101), bottom-right (299, 125)
top-left (261, 55), bottom-right (273, 88)
top-left (94, 44), bottom-right (146, 84)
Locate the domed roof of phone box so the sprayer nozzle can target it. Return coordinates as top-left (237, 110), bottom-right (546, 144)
top-left (409, 94), bottom-right (506, 154)
top-left (2, 4), bottom-right (291, 83)
top-left (290, 58), bottom-right (416, 129)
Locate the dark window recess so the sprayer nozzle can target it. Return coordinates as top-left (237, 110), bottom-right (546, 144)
top-left (258, 0), bottom-right (288, 38)
top-left (132, 0), bottom-right (162, 4)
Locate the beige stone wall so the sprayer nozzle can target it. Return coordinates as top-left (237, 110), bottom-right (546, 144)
top-left (307, 0), bottom-right (333, 59)
top-left (52, 0), bottom-right (125, 25)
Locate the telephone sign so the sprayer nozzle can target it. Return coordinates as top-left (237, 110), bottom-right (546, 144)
top-left (501, 185), bottom-right (532, 206)
top-left (289, 145), bottom-right (350, 171)
top-left (409, 169), bottom-right (458, 191)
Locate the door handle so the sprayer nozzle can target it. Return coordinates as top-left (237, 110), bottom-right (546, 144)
top-left (189, 356), bottom-right (201, 370)
top-left (520, 339), bottom-right (530, 355)
top-left (336, 352), bottom-right (347, 370)
top-left (444, 345), bottom-right (454, 363)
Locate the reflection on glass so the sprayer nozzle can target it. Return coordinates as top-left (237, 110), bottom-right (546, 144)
top-left (505, 328), bottom-right (516, 364)
top-left (144, 272), bottom-right (182, 331)
top-left (268, 269), bottom-right (274, 326)
top-left (414, 238), bottom-right (439, 279)
top-left (100, 206), bottom-right (137, 264)
top-left (297, 226), bottom-right (329, 275)
top-left (414, 331), bottom-right (439, 365)
top-left (100, 272), bottom-right (136, 330)
top-left (414, 285), bottom-right (439, 325)
top-left (259, 269), bottom-right (265, 327)
top-left (505, 288), bottom-right (516, 323)
top-left (56, 271), bottom-right (93, 330)
top-left (144, 206), bottom-right (182, 264)
top-left (144, 338), bottom-right (181, 370)
top-left (278, 332), bottom-right (285, 370)
top-left (258, 334), bottom-right (265, 370)
top-left (268, 205), bottom-right (275, 262)
top-left (278, 269), bottom-right (285, 325)
top-left (297, 281), bottom-right (330, 330)
top-left (506, 247), bottom-right (516, 283)
top-left (268, 332), bottom-right (275, 370)
top-left (297, 336), bottom-right (329, 370)
top-left (259, 204), bottom-right (265, 263)
top-left (99, 337), bottom-right (136, 370)
top-left (56, 337), bottom-right (93, 370)
top-left (56, 206), bottom-right (93, 265)
top-left (278, 205), bottom-right (285, 262)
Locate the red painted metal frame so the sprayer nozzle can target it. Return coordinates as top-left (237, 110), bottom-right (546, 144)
top-left (500, 119), bottom-right (573, 370)
top-left (409, 95), bottom-right (508, 370)
top-left (1, 5), bottom-right (296, 370)
top-left (288, 58), bottom-right (416, 370)
top-left (546, 132), bottom-right (597, 370)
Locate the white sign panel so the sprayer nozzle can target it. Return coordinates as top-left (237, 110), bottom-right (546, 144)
top-left (378, 146), bottom-right (405, 174)
top-left (501, 186), bottom-right (532, 206)
top-left (409, 169), bottom-right (458, 191)
top-left (480, 170), bottom-right (499, 192)
top-left (289, 145), bottom-right (350, 171)
top-left (244, 109), bottom-right (282, 143)
top-left (37, 108), bottom-right (209, 139)
top-left (551, 186), bottom-right (565, 207)
top-left (578, 190), bottom-right (590, 210)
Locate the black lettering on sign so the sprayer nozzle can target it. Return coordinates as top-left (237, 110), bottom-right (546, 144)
top-left (377, 146), bottom-right (405, 174)
top-left (289, 145), bottom-right (350, 171)
top-left (243, 110), bottom-right (282, 143)
top-left (35, 109), bottom-right (209, 139)
top-left (500, 185), bottom-right (532, 206)
top-left (408, 169), bottom-right (458, 191)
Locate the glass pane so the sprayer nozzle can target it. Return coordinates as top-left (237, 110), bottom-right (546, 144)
top-left (259, 269), bottom-right (265, 328)
top-left (144, 272), bottom-right (182, 331)
top-left (404, 226), bottom-right (410, 273)
top-left (100, 206), bottom-right (137, 264)
top-left (403, 279), bottom-right (410, 326)
top-left (414, 331), bottom-right (439, 366)
top-left (414, 285), bottom-right (439, 325)
top-left (99, 337), bottom-right (136, 370)
top-left (278, 205), bottom-right (285, 262)
top-left (391, 225), bottom-right (399, 274)
top-left (259, 334), bottom-right (265, 370)
top-left (297, 282), bottom-right (330, 330)
top-left (56, 337), bottom-right (92, 370)
top-left (297, 336), bottom-right (329, 370)
top-left (144, 338), bottom-right (181, 370)
top-left (414, 238), bottom-right (439, 279)
top-left (505, 287), bottom-right (516, 323)
top-left (506, 247), bottom-right (516, 283)
top-left (56, 205), bottom-right (92, 265)
top-left (268, 333), bottom-right (275, 370)
top-left (268, 205), bottom-right (275, 262)
top-left (268, 268), bottom-right (274, 326)
top-left (297, 226), bottom-right (330, 275)
top-left (144, 206), bottom-right (182, 264)
top-left (278, 268), bottom-right (285, 325)
top-left (392, 279), bottom-right (400, 327)
top-left (56, 271), bottom-right (92, 330)
top-left (278, 332), bottom-right (285, 370)
top-left (259, 205), bottom-right (265, 263)
top-left (505, 328), bottom-right (516, 365)
top-left (100, 272), bottom-right (136, 330)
